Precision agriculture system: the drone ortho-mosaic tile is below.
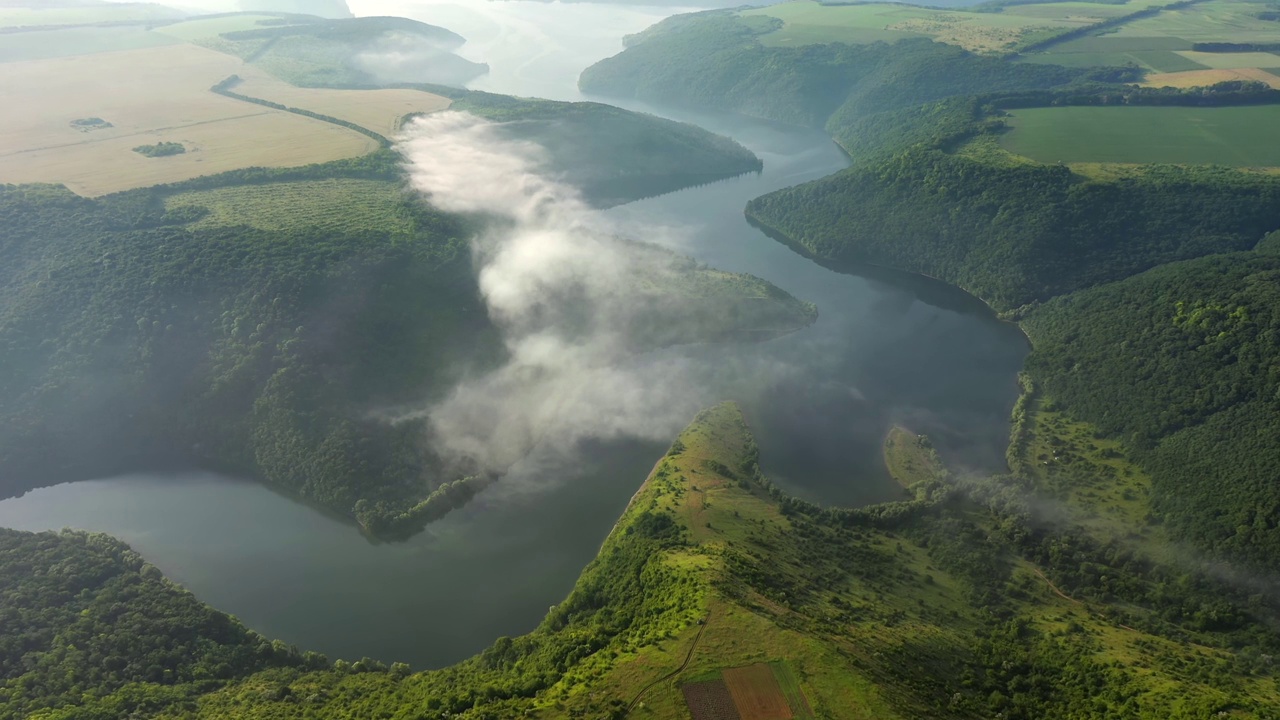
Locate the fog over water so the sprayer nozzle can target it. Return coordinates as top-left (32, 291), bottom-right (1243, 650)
top-left (348, 0), bottom-right (704, 100)
top-left (393, 111), bottom-right (716, 475)
top-left (0, 0), bottom-right (1028, 669)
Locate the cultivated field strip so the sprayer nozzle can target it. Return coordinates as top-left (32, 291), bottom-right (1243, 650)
top-left (0, 44), bottom-right (381, 195)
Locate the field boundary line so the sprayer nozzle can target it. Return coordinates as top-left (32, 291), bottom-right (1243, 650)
top-left (623, 612), bottom-right (711, 717)
top-left (211, 75), bottom-right (392, 148)
top-left (1017, 0), bottom-right (1211, 54)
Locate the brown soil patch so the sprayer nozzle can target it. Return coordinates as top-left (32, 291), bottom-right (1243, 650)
top-left (722, 663), bottom-right (793, 720)
top-left (683, 680), bottom-right (743, 720)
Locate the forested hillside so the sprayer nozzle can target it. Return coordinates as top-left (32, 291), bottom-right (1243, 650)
top-left (579, 12), bottom-right (1095, 130)
top-left (453, 92), bottom-right (764, 206)
top-left (5, 405), bottom-right (1278, 719)
top-left (0, 529), bottom-right (318, 720)
top-left (1024, 252), bottom-right (1280, 564)
top-left (198, 15), bottom-right (488, 87)
top-left (747, 146), bottom-right (1280, 309)
top-left (0, 99), bottom-right (803, 540)
top-left (581, 1), bottom-right (1280, 572)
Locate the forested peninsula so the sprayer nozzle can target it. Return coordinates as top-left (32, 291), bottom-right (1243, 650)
top-left (0, 93), bottom-right (799, 541)
top-left (581, 3), bottom-right (1280, 567)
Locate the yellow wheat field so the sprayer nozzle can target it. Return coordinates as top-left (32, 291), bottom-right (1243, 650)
top-left (1142, 67), bottom-right (1280, 90)
top-left (0, 44), bottom-right (380, 195)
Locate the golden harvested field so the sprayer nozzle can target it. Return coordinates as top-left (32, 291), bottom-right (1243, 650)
top-left (1143, 67), bottom-right (1280, 89)
top-left (1, 114), bottom-right (377, 196)
top-left (0, 44), bottom-right (379, 195)
top-left (232, 72), bottom-right (452, 136)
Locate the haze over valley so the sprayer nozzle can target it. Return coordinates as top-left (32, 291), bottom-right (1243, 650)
top-left (2, 0), bottom-right (1280, 718)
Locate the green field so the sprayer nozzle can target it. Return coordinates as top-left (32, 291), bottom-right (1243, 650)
top-left (165, 179), bottom-right (417, 235)
top-left (154, 14), bottom-right (285, 42)
top-left (1020, 46), bottom-right (1205, 70)
top-left (996, 0), bottom-right (1168, 19)
top-left (1016, 31), bottom-right (1205, 69)
top-left (0, 4), bottom-right (182, 27)
top-left (0, 26), bottom-right (179, 63)
top-left (1000, 105), bottom-right (1280, 166)
top-left (1113, 0), bottom-right (1280, 41)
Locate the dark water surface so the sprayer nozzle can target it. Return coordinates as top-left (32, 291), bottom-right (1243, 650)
top-left (0, 2), bottom-right (1027, 670)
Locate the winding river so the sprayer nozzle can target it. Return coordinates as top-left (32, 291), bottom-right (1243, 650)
top-left (0, 0), bottom-right (1027, 670)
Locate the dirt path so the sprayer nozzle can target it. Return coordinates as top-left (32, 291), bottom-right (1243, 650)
top-left (1031, 567), bottom-right (1082, 606)
top-left (1032, 567), bottom-right (1142, 633)
top-left (623, 612), bottom-right (711, 717)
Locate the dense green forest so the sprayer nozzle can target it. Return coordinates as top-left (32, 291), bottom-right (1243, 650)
top-left (197, 14), bottom-right (489, 88)
top-left (0, 99), bottom-right (801, 540)
top-left (748, 146), bottom-right (1280, 309)
top-left (1024, 251), bottom-right (1280, 564)
top-left (5, 405), bottom-right (1278, 719)
top-left (452, 92), bottom-right (764, 206)
top-left (579, 4), bottom-right (1280, 572)
top-left (578, 12), bottom-right (1128, 133)
top-left (0, 529), bottom-right (318, 720)
top-left (743, 92), bottom-right (1280, 564)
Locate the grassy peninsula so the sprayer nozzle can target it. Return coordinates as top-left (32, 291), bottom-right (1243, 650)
top-left (5, 404), bottom-right (1278, 719)
top-left (0, 138), bottom-right (806, 542)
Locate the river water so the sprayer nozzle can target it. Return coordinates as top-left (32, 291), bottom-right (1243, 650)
top-left (0, 0), bottom-right (1027, 669)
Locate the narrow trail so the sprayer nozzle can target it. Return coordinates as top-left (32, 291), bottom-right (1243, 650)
top-left (622, 612), bottom-right (711, 717)
top-left (1032, 567), bottom-right (1140, 633)
top-left (1031, 567), bottom-right (1082, 606)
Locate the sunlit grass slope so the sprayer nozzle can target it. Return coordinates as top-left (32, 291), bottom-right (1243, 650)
top-left (74, 402), bottom-right (1270, 720)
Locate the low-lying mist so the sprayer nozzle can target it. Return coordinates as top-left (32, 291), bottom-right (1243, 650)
top-left (354, 31), bottom-right (489, 87)
top-left (394, 111), bottom-right (722, 478)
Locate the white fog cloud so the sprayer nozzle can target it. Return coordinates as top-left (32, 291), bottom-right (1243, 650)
top-left (395, 111), bottom-right (714, 474)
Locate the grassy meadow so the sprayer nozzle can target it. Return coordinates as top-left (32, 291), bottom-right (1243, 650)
top-left (1016, 0), bottom-right (1280, 73)
top-left (1112, 0), bottom-right (1280, 41)
top-left (564, 403), bottom-right (1280, 719)
top-left (999, 105), bottom-right (1280, 167)
top-left (165, 179), bottom-right (417, 234)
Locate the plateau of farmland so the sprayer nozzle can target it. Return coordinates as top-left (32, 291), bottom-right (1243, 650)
top-left (998, 104), bottom-right (1280, 167)
top-left (0, 44), bottom-right (380, 194)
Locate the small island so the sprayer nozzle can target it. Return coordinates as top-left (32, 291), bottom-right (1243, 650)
top-left (132, 141), bottom-right (186, 158)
